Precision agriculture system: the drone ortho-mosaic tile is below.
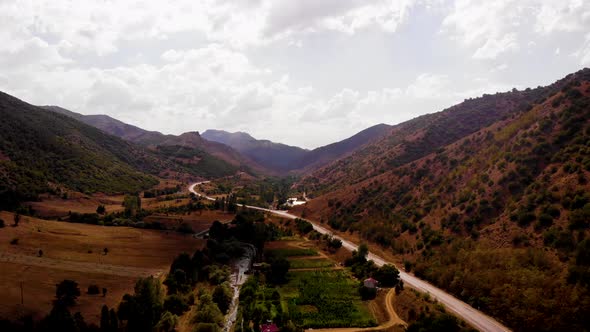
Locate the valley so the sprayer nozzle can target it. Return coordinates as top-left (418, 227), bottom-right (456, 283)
top-left (0, 68), bottom-right (589, 332)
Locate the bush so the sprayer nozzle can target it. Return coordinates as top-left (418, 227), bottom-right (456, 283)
top-left (155, 311), bottom-right (179, 332)
top-left (295, 218), bottom-right (313, 234)
top-left (212, 283), bottom-right (232, 314)
top-left (194, 323), bottom-right (220, 332)
top-left (87, 285), bottom-right (100, 295)
top-left (359, 285), bottom-right (377, 300)
top-left (163, 294), bottom-right (190, 315)
top-left (0, 219), bottom-right (4, 228)
top-left (10, 238), bottom-right (18, 245)
top-left (177, 223), bottom-right (194, 234)
top-left (374, 264), bottom-right (400, 287)
top-left (56, 280), bottom-right (81, 306)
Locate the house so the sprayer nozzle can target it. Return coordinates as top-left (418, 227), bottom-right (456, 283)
top-left (363, 277), bottom-right (379, 289)
top-left (286, 197), bottom-right (306, 207)
top-left (260, 322), bottom-right (279, 332)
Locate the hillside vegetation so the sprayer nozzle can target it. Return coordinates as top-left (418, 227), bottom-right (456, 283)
top-left (297, 69), bottom-right (590, 331)
top-left (0, 92), bottom-right (162, 208)
top-left (202, 124), bottom-right (392, 173)
top-left (44, 107), bottom-right (262, 175)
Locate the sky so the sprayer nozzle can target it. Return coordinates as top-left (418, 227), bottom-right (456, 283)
top-left (1, 0), bottom-right (589, 149)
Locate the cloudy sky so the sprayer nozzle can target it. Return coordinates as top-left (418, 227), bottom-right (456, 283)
top-left (1, 0), bottom-right (589, 149)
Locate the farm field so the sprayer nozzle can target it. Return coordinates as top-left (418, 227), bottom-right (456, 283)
top-left (27, 179), bottom-right (191, 218)
top-left (143, 210), bottom-right (234, 233)
top-left (0, 211), bottom-right (204, 323)
top-left (288, 257), bottom-right (335, 269)
top-left (280, 270), bottom-right (377, 328)
top-left (262, 239), bottom-right (377, 329)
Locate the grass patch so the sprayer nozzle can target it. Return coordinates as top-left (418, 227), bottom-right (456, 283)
top-left (266, 248), bottom-right (317, 257)
top-left (289, 258), bottom-right (334, 269)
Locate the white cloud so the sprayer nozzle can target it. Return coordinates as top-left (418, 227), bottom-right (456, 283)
top-left (577, 33), bottom-right (590, 66)
top-left (0, 0), bottom-right (586, 148)
top-left (472, 33), bottom-right (519, 59)
top-left (442, 0), bottom-right (590, 60)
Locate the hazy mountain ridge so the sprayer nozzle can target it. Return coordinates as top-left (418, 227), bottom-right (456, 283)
top-left (42, 106), bottom-right (267, 175)
top-left (293, 68), bottom-right (590, 331)
top-left (202, 124), bottom-right (392, 173)
top-left (202, 129), bottom-right (309, 172)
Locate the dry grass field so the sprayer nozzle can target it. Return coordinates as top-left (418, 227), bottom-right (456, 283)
top-left (143, 210), bottom-right (234, 233)
top-left (0, 211), bottom-right (204, 323)
top-left (27, 179), bottom-right (192, 218)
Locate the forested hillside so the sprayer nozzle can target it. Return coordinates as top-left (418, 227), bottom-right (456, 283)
top-left (0, 92), bottom-right (163, 208)
top-left (296, 69), bottom-right (590, 331)
top-left (300, 76), bottom-right (569, 195)
top-left (43, 107), bottom-right (263, 174)
top-left (202, 124), bottom-right (392, 173)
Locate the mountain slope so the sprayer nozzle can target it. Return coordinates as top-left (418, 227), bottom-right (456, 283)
top-left (295, 123), bottom-right (392, 171)
top-left (42, 107), bottom-right (260, 176)
top-left (299, 78), bottom-right (566, 195)
top-left (0, 93), bottom-right (162, 208)
top-left (294, 69), bottom-right (590, 331)
top-left (202, 124), bottom-right (392, 173)
top-left (202, 129), bottom-right (309, 172)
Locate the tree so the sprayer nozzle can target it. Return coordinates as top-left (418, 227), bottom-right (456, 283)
top-left (13, 213), bottom-right (20, 226)
top-left (359, 284), bottom-right (377, 300)
top-left (117, 277), bottom-right (163, 332)
top-left (193, 292), bottom-right (224, 327)
top-left (209, 220), bottom-right (227, 240)
top-left (96, 205), bottom-right (106, 215)
top-left (406, 313), bottom-right (460, 332)
top-left (38, 249), bottom-right (43, 257)
top-left (40, 303), bottom-right (80, 332)
top-left (102, 287), bottom-right (107, 297)
top-left (55, 280), bottom-right (80, 306)
top-left (103, 247), bottom-right (109, 255)
top-left (374, 264), bottom-right (400, 287)
top-left (0, 218), bottom-right (4, 228)
top-left (100, 305), bottom-right (110, 332)
top-left (194, 323), bottom-right (220, 332)
top-left (212, 283), bottom-right (232, 314)
top-left (123, 194), bottom-right (141, 217)
top-left (358, 243), bottom-right (369, 261)
top-left (155, 311), bottom-right (178, 332)
top-left (267, 257), bottom-right (290, 284)
top-left (163, 294), bottom-right (190, 315)
top-left (109, 308), bottom-right (118, 331)
top-left (87, 285), bottom-right (100, 295)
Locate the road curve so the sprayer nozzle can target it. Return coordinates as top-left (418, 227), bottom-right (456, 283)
top-left (189, 183), bottom-right (511, 332)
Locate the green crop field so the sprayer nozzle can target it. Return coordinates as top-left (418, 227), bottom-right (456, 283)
top-left (265, 248), bottom-right (318, 257)
top-left (278, 270), bottom-right (376, 328)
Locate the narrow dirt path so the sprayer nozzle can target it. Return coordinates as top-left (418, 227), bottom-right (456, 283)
top-left (305, 288), bottom-right (407, 332)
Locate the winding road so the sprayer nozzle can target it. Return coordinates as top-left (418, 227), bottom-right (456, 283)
top-left (189, 182), bottom-right (511, 332)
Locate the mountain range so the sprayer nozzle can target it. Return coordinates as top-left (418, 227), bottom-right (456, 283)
top-left (1, 68), bottom-right (589, 331)
top-left (291, 68), bottom-right (590, 331)
top-left (202, 124), bottom-right (392, 172)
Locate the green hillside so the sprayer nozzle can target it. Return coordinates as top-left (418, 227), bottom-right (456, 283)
top-left (0, 92), bottom-right (162, 209)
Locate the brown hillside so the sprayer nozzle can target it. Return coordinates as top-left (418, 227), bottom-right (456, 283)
top-left (294, 68), bottom-right (590, 332)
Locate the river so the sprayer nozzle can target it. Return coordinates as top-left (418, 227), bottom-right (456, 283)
top-left (223, 243), bottom-right (256, 332)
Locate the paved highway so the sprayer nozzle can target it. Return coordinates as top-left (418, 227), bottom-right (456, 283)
top-left (189, 182), bottom-right (511, 332)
